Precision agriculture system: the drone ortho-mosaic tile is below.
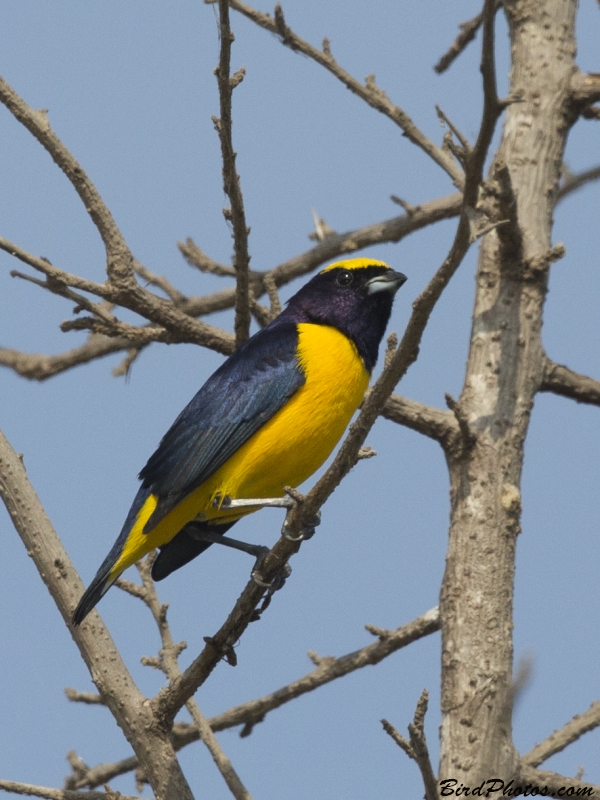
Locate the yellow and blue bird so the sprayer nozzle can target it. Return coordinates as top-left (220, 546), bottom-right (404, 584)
top-left (73, 258), bottom-right (406, 624)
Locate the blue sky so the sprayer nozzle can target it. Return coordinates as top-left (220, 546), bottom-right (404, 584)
top-left (1, 2), bottom-right (599, 798)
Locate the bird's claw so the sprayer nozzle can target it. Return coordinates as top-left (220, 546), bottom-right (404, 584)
top-left (251, 561), bottom-right (292, 593)
top-left (282, 510), bottom-right (321, 542)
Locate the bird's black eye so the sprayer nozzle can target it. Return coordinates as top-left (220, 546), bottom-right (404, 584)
top-left (335, 270), bottom-right (353, 287)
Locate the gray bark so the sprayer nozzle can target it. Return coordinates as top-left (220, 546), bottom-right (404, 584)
top-left (439, 0), bottom-right (579, 783)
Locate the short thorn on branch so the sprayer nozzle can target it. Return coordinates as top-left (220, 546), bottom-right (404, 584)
top-left (445, 393), bottom-right (476, 453)
top-left (390, 195), bottom-right (418, 215)
top-left (309, 208), bottom-right (336, 242)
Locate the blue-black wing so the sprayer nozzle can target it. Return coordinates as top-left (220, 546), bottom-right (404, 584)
top-left (140, 321), bottom-right (304, 531)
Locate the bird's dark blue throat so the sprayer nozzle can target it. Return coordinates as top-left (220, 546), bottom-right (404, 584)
top-left (278, 264), bottom-right (407, 373)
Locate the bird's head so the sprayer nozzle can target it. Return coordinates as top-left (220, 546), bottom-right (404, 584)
top-left (282, 258), bottom-right (407, 373)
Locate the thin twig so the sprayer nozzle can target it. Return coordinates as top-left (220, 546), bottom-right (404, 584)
top-left (0, 234), bottom-right (236, 354)
top-left (434, 2), bottom-right (503, 74)
top-left (382, 690), bottom-right (439, 800)
top-left (445, 393), bottom-right (476, 452)
top-left (64, 688), bottom-right (105, 705)
top-left (214, 0), bottom-right (251, 346)
top-left (0, 336), bottom-right (139, 381)
top-left (134, 264), bottom-right (187, 305)
top-left (229, 0), bottom-right (464, 187)
top-left (465, 0), bottom-right (505, 209)
top-left (178, 238), bottom-right (235, 276)
top-left (557, 164), bottom-right (600, 201)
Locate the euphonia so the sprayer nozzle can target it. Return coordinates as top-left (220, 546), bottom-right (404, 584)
top-left (73, 258), bottom-right (406, 624)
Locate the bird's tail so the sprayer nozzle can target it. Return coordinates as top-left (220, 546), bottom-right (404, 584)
top-left (72, 485), bottom-right (155, 625)
top-left (71, 558), bottom-right (117, 626)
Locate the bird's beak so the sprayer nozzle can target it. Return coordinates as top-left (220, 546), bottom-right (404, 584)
top-left (366, 270), bottom-right (407, 295)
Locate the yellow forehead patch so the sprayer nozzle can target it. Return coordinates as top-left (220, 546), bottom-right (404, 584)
top-left (321, 257), bottom-right (390, 274)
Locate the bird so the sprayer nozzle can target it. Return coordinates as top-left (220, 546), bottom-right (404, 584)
top-left (72, 258), bottom-right (407, 625)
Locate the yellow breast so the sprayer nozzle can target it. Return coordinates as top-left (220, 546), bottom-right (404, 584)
top-left (209, 322), bottom-right (370, 502)
top-left (112, 323), bottom-right (369, 573)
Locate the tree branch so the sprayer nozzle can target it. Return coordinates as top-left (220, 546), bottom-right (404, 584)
top-left (178, 238), bottom-right (235, 276)
top-left (228, 0), bottom-right (464, 187)
top-left (2, 192), bottom-right (461, 379)
top-left (0, 779), bottom-right (142, 800)
top-left (67, 607), bottom-right (440, 788)
top-left (0, 336), bottom-right (143, 381)
top-left (379, 393), bottom-right (459, 446)
top-left (521, 700), bottom-right (600, 768)
top-left (215, 0), bottom-right (251, 347)
top-left (540, 358), bottom-right (600, 406)
top-left (382, 690), bottom-right (439, 800)
top-left (569, 70), bottom-right (600, 119)
top-left (557, 164), bottom-right (600, 202)
top-left (133, 558), bottom-right (254, 800)
top-left (434, 2), bottom-right (503, 74)
top-left (0, 76), bottom-right (134, 286)
top-left (517, 764), bottom-right (600, 797)
top-left (0, 234), bottom-right (236, 354)
top-left (0, 430), bottom-right (194, 800)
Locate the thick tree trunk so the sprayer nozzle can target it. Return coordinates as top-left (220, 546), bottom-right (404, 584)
top-left (439, 0), bottom-right (578, 784)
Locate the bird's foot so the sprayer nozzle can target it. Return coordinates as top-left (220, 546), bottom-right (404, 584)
top-left (251, 548), bottom-right (292, 592)
top-left (282, 510), bottom-right (321, 542)
top-left (251, 560), bottom-right (292, 618)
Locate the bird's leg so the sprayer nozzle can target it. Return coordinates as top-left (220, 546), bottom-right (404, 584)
top-left (203, 494), bottom-right (320, 595)
top-left (187, 526), bottom-right (270, 568)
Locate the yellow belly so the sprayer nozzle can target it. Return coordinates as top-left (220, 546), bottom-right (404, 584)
top-left (111, 323), bottom-right (369, 575)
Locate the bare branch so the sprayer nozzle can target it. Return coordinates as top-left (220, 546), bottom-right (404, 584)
top-left (522, 700), bottom-right (600, 768)
top-left (267, 192), bottom-right (463, 285)
top-left (540, 358), bottom-right (600, 406)
top-left (132, 558), bottom-right (254, 800)
top-left (0, 336), bottom-right (141, 381)
top-left (0, 76), bottom-right (134, 286)
top-left (569, 70), bottom-right (600, 119)
top-left (445, 393), bottom-right (476, 453)
top-left (64, 688), bottom-right (105, 705)
top-left (229, 0), bottom-right (465, 186)
top-left (381, 719), bottom-right (414, 757)
top-left (0, 779), bottom-right (142, 800)
top-left (178, 238), bottom-right (235, 276)
top-left (434, 2), bottom-right (502, 74)
top-left (517, 764), bottom-right (600, 797)
top-left (70, 608), bottom-right (440, 788)
top-left (0, 236), bottom-right (114, 298)
top-left (557, 164), bottom-right (600, 202)
top-left (382, 689), bottom-right (439, 800)
top-left (0, 430), bottom-right (194, 800)
top-left (2, 192), bottom-right (462, 380)
top-left (465, 0), bottom-right (505, 209)
top-left (0, 234), bottom-right (236, 354)
top-left (379, 393), bottom-right (458, 445)
top-left (214, 0), bottom-right (251, 346)
top-left (309, 208), bottom-right (337, 242)
top-left (134, 263), bottom-right (186, 305)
